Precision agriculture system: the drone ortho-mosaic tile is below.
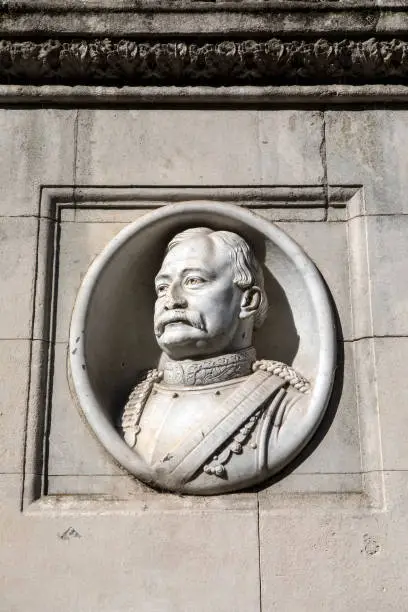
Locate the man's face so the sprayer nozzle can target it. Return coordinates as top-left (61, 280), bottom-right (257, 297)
top-left (154, 235), bottom-right (244, 360)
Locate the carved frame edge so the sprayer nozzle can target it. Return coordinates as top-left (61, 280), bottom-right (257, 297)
top-left (21, 185), bottom-right (384, 515)
top-left (4, 84), bottom-right (408, 105)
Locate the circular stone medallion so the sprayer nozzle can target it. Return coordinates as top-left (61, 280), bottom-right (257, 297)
top-left (69, 202), bottom-right (336, 495)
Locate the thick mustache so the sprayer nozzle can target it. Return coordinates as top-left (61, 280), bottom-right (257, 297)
top-left (155, 309), bottom-right (206, 337)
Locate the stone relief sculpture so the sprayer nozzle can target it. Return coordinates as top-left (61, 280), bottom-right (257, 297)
top-left (69, 202), bottom-right (336, 495)
top-left (120, 227), bottom-right (311, 493)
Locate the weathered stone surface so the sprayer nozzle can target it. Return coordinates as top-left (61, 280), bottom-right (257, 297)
top-left (77, 110), bottom-right (261, 186)
top-left (346, 215), bottom-right (373, 340)
top-left (32, 219), bottom-right (56, 342)
top-left (352, 338), bottom-right (383, 474)
top-left (23, 340), bottom-right (50, 477)
top-left (375, 337), bottom-right (408, 471)
top-left (0, 340), bottom-right (30, 473)
top-left (0, 504), bottom-right (260, 612)
top-left (4, 84), bottom-right (408, 106)
top-left (326, 111), bottom-right (408, 215)
top-left (278, 221), bottom-right (352, 340)
top-left (56, 221), bottom-right (126, 343)
top-left (0, 217), bottom-right (37, 339)
top-left (259, 494), bottom-right (408, 612)
top-left (2, 6), bottom-right (408, 40)
top-left (365, 215), bottom-right (408, 336)
top-left (48, 343), bottom-right (124, 477)
top-left (258, 471), bottom-right (408, 609)
top-left (0, 110), bottom-right (76, 217)
top-left (290, 341), bottom-right (360, 475)
top-left (259, 112), bottom-right (324, 185)
top-left (76, 110), bottom-right (324, 187)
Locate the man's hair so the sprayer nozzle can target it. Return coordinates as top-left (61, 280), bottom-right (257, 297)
top-left (166, 227), bottom-right (268, 329)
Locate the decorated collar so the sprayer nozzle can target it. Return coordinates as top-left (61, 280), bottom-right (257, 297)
top-left (159, 347), bottom-right (257, 387)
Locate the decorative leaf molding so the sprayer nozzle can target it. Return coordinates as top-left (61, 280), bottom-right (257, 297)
top-left (1, 37), bottom-right (408, 85)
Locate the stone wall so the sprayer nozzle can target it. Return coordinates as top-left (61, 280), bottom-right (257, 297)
top-left (1, 2), bottom-right (408, 611)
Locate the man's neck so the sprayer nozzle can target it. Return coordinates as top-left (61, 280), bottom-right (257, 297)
top-left (158, 347), bottom-right (256, 387)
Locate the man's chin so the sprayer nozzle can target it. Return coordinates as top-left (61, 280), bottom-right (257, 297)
top-left (157, 328), bottom-right (208, 359)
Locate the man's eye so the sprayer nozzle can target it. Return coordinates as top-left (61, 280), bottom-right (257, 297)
top-left (184, 277), bottom-right (205, 287)
top-left (156, 284), bottom-right (168, 295)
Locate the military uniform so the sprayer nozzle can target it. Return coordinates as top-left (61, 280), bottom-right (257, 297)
top-left (120, 348), bottom-right (310, 494)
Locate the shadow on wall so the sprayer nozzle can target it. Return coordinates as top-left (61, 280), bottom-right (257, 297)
top-left (251, 278), bottom-right (343, 492)
top-left (254, 265), bottom-right (300, 365)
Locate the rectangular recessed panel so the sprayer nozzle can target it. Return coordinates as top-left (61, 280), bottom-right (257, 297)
top-left (24, 186), bottom-right (382, 510)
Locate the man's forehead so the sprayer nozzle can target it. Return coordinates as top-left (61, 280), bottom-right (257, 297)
top-left (158, 235), bottom-right (229, 273)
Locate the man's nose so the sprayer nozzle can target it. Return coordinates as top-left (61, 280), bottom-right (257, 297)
top-left (164, 281), bottom-right (187, 309)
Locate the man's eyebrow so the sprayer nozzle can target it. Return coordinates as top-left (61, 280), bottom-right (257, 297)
top-left (154, 273), bottom-right (171, 284)
top-left (155, 267), bottom-right (216, 284)
top-left (180, 267), bottom-right (215, 277)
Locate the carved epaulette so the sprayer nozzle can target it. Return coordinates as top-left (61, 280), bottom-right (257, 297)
top-left (121, 369), bottom-right (163, 448)
top-left (203, 361), bottom-right (310, 479)
top-left (252, 360), bottom-right (310, 394)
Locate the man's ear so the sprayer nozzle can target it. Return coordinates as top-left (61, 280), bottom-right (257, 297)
top-left (239, 287), bottom-right (261, 320)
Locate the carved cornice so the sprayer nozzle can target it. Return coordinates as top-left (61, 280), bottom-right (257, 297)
top-left (1, 37), bottom-right (408, 86)
top-left (0, 1), bottom-right (394, 12)
top-left (2, 0), bottom-right (405, 12)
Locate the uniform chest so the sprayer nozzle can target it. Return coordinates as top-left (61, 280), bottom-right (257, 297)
top-left (135, 378), bottom-right (243, 465)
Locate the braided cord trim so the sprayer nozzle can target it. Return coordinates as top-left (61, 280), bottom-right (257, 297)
top-left (253, 360), bottom-right (310, 394)
top-left (204, 408), bottom-right (262, 478)
top-left (203, 361), bottom-right (310, 479)
top-left (121, 369), bottom-right (163, 448)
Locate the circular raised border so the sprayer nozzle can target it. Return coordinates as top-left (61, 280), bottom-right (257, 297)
top-left (69, 201), bottom-right (336, 493)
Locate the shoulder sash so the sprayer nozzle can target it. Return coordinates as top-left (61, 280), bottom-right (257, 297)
top-left (153, 369), bottom-right (287, 487)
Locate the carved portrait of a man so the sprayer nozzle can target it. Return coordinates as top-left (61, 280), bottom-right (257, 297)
top-left (120, 227), bottom-right (311, 494)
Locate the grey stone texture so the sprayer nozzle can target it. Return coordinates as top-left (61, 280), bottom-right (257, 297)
top-left (259, 477), bottom-right (408, 612)
top-left (0, 506), bottom-right (260, 612)
top-left (0, 217), bottom-right (38, 339)
top-left (0, 105), bottom-right (407, 609)
top-left (0, 110), bottom-right (76, 216)
top-left (326, 111), bottom-right (408, 215)
top-left (76, 110), bottom-right (324, 187)
top-left (0, 340), bottom-right (30, 473)
top-left (2, 2), bottom-right (407, 38)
